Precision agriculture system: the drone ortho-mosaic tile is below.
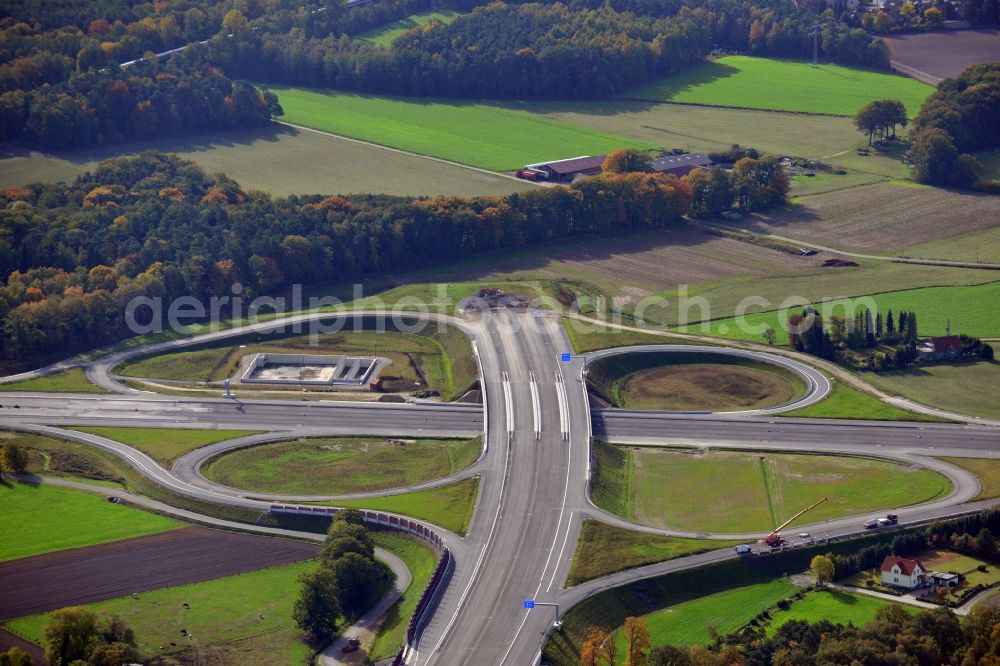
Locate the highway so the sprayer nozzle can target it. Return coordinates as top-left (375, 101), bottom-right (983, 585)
top-left (3, 307), bottom-right (1000, 665)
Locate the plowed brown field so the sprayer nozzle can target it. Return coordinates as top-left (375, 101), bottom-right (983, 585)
top-left (0, 527), bottom-right (318, 621)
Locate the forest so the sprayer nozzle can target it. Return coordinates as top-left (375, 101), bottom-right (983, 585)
top-left (0, 0), bottom-right (890, 147)
top-left (0, 151), bottom-right (696, 367)
top-left (909, 63), bottom-right (1000, 187)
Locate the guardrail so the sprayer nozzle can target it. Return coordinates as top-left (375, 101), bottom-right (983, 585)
top-left (270, 504), bottom-right (452, 665)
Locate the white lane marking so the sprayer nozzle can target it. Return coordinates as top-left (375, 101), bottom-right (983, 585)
top-left (554, 371), bottom-right (569, 442)
top-left (503, 371), bottom-right (514, 442)
top-left (529, 372), bottom-right (541, 441)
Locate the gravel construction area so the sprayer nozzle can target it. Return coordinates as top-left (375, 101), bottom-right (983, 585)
top-left (887, 29), bottom-right (1000, 85)
top-left (0, 527), bottom-right (318, 621)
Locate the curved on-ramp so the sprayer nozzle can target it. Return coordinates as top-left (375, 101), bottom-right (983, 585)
top-left (582, 344), bottom-right (832, 416)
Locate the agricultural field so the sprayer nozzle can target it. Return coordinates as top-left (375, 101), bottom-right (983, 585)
top-left (0, 125), bottom-right (532, 197)
top-left (4, 559), bottom-right (318, 665)
top-left (766, 588), bottom-right (903, 636)
top-left (0, 482), bottom-right (179, 562)
top-left (741, 181), bottom-right (1000, 256)
top-left (905, 225), bottom-right (1000, 265)
top-left (568, 520), bottom-right (740, 586)
top-left (594, 444), bottom-right (950, 532)
top-left (313, 477), bottom-right (479, 535)
top-left (368, 532), bottom-right (438, 661)
top-left (886, 28), bottom-right (1000, 85)
top-left (116, 324), bottom-right (477, 401)
top-left (865, 361), bottom-right (1000, 420)
top-left (0, 527), bottom-right (318, 622)
top-left (356, 10), bottom-right (463, 46)
top-left (0, 368), bottom-right (106, 393)
top-left (622, 56), bottom-right (933, 117)
top-left (268, 85), bottom-right (651, 171)
top-left (680, 280), bottom-right (1000, 344)
top-left (202, 436), bottom-right (481, 494)
top-left (587, 351), bottom-right (803, 412)
top-left (613, 579), bottom-right (798, 651)
top-left (520, 98), bottom-right (909, 178)
top-left (69, 427), bottom-right (257, 467)
top-left (780, 380), bottom-right (942, 422)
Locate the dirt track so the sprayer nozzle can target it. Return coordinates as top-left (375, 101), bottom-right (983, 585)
top-left (0, 527), bottom-right (318, 621)
top-left (0, 628), bottom-right (46, 663)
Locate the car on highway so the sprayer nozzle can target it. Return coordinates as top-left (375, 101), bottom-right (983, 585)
top-left (863, 519), bottom-right (879, 529)
top-left (797, 532), bottom-right (810, 539)
top-left (734, 544), bottom-right (753, 555)
top-left (342, 638), bottom-right (361, 654)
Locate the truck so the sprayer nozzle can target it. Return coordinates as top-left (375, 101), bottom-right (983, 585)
top-left (764, 497), bottom-right (829, 548)
top-left (734, 544), bottom-right (753, 555)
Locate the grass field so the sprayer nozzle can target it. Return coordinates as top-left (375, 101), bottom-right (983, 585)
top-left (789, 171), bottom-right (888, 197)
top-left (906, 225), bottom-right (1000, 265)
top-left (780, 380), bottom-right (942, 422)
top-left (865, 361), bottom-right (1000, 420)
top-left (4, 560), bottom-right (316, 665)
top-left (202, 436), bottom-right (480, 494)
top-left (594, 444), bottom-right (950, 533)
top-left (368, 531), bottom-right (438, 661)
top-left (679, 281), bottom-right (1000, 344)
top-left (520, 98), bottom-right (909, 178)
top-left (314, 477), bottom-right (479, 535)
top-left (939, 457), bottom-right (1000, 501)
top-left (766, 588), bottom-right (901, 636)
top-left (356, 10), bottom-right (463, 46)
top-left (567, 520), bottom-right (740, 586)
top-left (0, 482), bottom-right (179, 562)
top-left (0, 125), bottom-right (532, 197)
top-left (68, 426), bottom-right (258, 468)
top-left (623, 56), bottom-right (933, 117)
top-left (267, 85), bottom-right (652, 171)
top-left (0, 368), bottom-right (106, 393)
top-left (615, 579), bottom-right (798, 652)
top-left (617, 363), bottom-right (798, 411)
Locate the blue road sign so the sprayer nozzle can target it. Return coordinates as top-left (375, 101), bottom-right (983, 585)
top-left (560, 353), bottom-right (572, 362)
top-left (523, 599), bottom-right (535, 609)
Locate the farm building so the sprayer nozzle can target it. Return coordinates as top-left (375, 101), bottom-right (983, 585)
top-left (929, 571), bottom-right (961, 588)
top-left (518, 153), bottom-right (712, 182)
top-left (518, 156), bottom-right (606, 182)
top-left (650, 153), bottom-right (711, 177)
top-left (880, 556), bottom-right (927, 589)
top-left (918, 335), bottom-right (962, 361)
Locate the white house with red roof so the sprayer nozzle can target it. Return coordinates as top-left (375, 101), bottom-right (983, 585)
top-left (880, 556), bottom-right (927, 589)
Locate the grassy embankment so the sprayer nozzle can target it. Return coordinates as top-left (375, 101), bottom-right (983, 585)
top-left (591, 441), bottom-right (950, 533)
top-left (0, 481), bottom-right (180, 562)
top-left (368, 531), bottom-right (439, 661)
top-left (203, 436), bottom-right (481, 495)
top-left (568, 520), bottom-right (741, 585)
top-left (311, 478), bottom-right (479, 536)
top-left (0, 368), bottom-right (106, 393)
top-left (66, 426), bottom-right (258, 467)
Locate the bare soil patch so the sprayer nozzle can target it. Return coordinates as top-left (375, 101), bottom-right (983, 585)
top-left (744, 182), bottom-right (1000, 254)
top-left (620, 363), bottom-right (797, 411)
top-left (0, 527), bottom-right (318, 621)
top-left (887, 29), bottom-right (1000, 85)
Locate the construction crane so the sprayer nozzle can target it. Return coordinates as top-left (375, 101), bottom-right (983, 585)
top-left (764, 497), bottom-right (829, 547)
